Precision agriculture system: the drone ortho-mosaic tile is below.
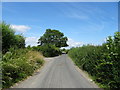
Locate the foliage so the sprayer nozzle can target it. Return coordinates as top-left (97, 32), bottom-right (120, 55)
top-left (1, 22), bottom-right (45, 88)
top-left (2, 49), bottom-right (44, 88)
top-left (32, 44), bottom-right (62, 57)
top-left (68, 32), bottom-right (120, 88)
top-left (38, 29), bottom-right (68, 48)
top-left (26, 45), bottom-right (32, 50)
top-left (14, 35), bottom-right (25, 48)
top-left (2, 22), bottom-right (25, 53)
top-left (61, 48), bottom-right (69, 54)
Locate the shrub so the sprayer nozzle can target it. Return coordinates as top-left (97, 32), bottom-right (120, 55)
top-left (2, 49), bottom-right (44, 88)
top-left (68, 32), bottom-right (120, 88)
top-left (32, 44), bottom-right (62, 57)
top-left (1, 22), bottom-right (25, 53)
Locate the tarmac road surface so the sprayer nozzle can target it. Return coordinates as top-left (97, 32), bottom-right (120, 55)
top-left (12, 54), bottom-right (99, 88)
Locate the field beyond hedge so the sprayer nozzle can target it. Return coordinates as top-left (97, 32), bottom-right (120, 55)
top-left (68, 32), bottom-right (120, 88)
top-left (2, 48), bottom-right (44, 88)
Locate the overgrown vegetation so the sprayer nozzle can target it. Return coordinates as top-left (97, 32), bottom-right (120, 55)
top-left (1, 22), bottom-right (44, 88)
top-left (2, 22), bottom-right (25, 53)
top-left (32, 44), bottom-right (62, 57)
top-left (68, 32), bottom-right (120, 88)
top-left (2, 49), bottom-right (44, 88)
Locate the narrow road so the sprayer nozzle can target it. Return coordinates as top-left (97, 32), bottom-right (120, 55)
top-left (12, 54), bottom-right (98, 88)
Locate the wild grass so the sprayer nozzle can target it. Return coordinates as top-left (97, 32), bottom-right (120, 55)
top-left (2, 48), bottom-right (44, 88)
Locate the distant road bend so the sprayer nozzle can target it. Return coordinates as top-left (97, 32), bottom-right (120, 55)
top-left (13, 54), bottom-right (99, 88)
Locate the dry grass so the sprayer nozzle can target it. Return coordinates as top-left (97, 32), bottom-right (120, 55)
top-left (26, 50), bottom-right (44, 62)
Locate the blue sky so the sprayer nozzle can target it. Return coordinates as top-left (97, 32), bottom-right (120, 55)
top-left (2, 2), bottom-right (118, 48)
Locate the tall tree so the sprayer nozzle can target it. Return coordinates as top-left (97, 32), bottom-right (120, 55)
top-left (38, 29), bottom-right (68, 48)
top-left (2, 22), bottom-right (25, 53)
top-left (14, 35), bottom-right (25, 48)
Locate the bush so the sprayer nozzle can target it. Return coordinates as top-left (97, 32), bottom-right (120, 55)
top-left (2, 49), bottom-right (44, 88)
top-left (68, 32), bottom-right (120, 88)
top-left (32, 44), bottom-right (62, 57)
top-left (1, 22), bottom-right (25, 53)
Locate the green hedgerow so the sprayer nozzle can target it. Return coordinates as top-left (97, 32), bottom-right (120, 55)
top-left (68, 32), bottom-right (120, 88)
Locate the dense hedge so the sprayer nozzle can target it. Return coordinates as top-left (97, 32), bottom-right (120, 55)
top-left (68, 32), bottom-right (120, 88)
top-left (32, 44), bottom-right (62, 57)
top-left (2, 49), bottom-right (44, 88)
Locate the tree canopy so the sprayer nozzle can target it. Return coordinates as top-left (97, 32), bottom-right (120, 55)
top-left (38, 29), bottom-right (68, 48)
top-left (2, 22), bottom-right (25, 53)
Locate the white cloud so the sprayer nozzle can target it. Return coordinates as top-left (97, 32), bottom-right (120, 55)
top-left (10, 25), bottom-right (31, 33)
top-left (60, 38), bottom-right (83, 49)
top-left (25, 37), bottom-right (39, 47)
top-left (61, 38), bottom-right (83, 49)
top-left (67, 38), bottom-right (83, 48)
